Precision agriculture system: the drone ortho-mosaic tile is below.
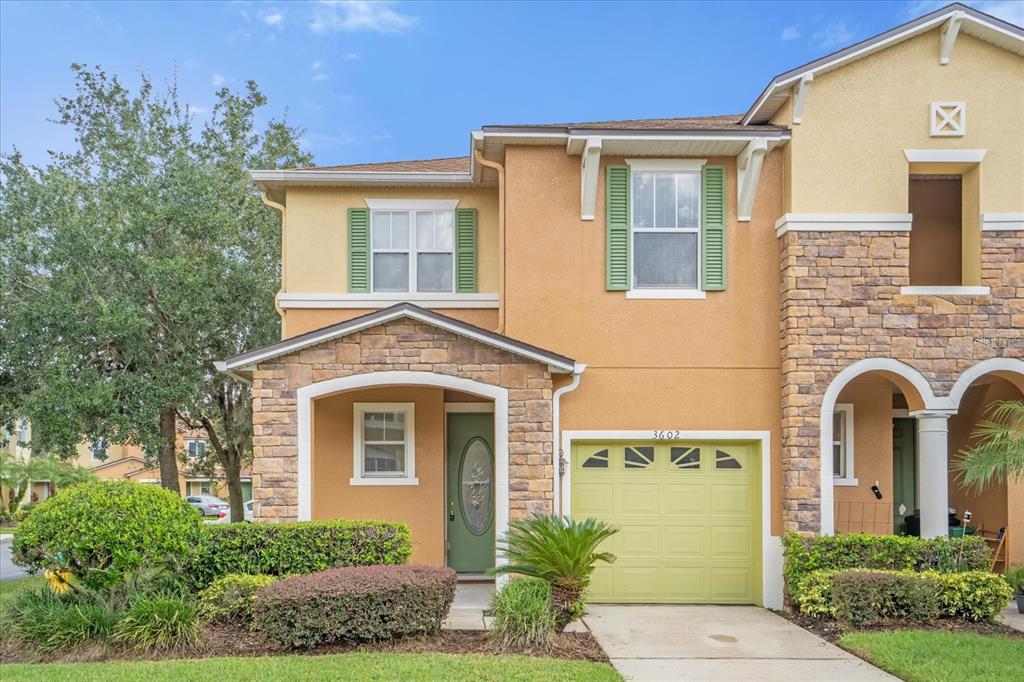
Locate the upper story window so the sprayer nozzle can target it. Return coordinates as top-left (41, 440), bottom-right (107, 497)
top-left (371, 209), bottom-right (454, 293)
top-left (187, 439), bottom-right (207, 459)
top-left (91, 437), bottom-right (108, 462)
top-left (631, 169), bottom-right (701, 290)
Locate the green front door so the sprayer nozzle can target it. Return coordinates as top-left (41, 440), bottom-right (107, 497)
top-left (892, 418), bottom-right (917, 535)
top-left (572, 441), bottom-right (761, 604)
top-left (446, 413), bottom-right (495, 573)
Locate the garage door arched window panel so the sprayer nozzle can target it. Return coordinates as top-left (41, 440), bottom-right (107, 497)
top-left (715, 450), bottom-right (743, 470)
top-left (581, 448), bottom-right (609, 469)
top-left (624, 446), bottom-right (655, 469)
top-left (671, 446), bottom-right (701, 470)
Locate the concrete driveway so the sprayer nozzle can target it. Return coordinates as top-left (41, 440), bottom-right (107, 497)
top-left (1, 536), bottom-right (31, 581)
top-left (584, 605), bottom-right (895, 681)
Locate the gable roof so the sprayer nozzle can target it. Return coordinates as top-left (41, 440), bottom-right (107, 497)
top-left (742, 3), bottom-right (1024, 125)
top-left (300, 157), bottom-right (471, 173)
top-left (481, 114), bottom-right (785, 133)
top-left (89, 455), bottom-right (147, 473)
top-left (216, 303), bottom-right (578, 376)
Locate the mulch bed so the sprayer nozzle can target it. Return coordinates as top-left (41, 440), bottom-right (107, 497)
top-left (781, 608), bottom-right (1024, 643)
top-left (0, 625), bottom-right (609, 665)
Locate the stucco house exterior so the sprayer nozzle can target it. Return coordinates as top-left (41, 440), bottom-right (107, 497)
top-left (218, 4), bottom-right (1024, 608)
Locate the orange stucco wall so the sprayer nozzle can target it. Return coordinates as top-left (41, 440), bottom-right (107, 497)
top-left (501, 146), bottom-right (785, 534)
top-left (833, 378), bottom-right (895, 534)
top-left (312, 386), bottom-right (448, 565)
top-left (949, 378), bottom-right (1021, 566)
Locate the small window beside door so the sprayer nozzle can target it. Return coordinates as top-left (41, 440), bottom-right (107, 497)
top-left (833, 404), bottom-right (857, 486)
top-left (351, 403), bottom-right (418, 486)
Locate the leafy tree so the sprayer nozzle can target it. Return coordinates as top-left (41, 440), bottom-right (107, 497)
top-left (953, 400), bottom-right (1024, 491)
top-left (0, 65), bottom-right (310, 520)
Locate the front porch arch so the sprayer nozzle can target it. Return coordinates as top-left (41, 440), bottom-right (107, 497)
top-left (947, 357), bottom-right (1024, 409)
top-left (818, 358), bottom-right (945, 535)
top-left (296, 371), bottom-right (510, 557)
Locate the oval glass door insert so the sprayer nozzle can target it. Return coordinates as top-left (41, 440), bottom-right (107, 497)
top-left (460, 438), bottom-right (493, 535)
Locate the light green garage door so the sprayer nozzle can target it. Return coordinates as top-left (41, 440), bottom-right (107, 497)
top-left (571, 441), bottom-right (761, 604)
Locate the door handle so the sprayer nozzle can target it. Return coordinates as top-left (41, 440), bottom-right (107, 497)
top-left (449, 501), bottom-right (456, 522)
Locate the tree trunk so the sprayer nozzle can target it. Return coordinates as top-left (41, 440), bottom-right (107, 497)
top-left (550, 583), bottom-right (583, 632)
top-left (224, 451), bottom-right (244, 523)
top-left (159, 405), bottom-right (180, 493)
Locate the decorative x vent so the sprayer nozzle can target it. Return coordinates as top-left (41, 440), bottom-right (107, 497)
top-left (930, 102), bottom-right (965, 137)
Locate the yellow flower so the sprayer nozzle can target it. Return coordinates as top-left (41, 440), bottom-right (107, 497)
top-left (44, 568), bottom-right (72, 595)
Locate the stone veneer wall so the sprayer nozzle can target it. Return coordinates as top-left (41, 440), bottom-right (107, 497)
top-left (780, 230), bottom-right (1024, 533)
top-left (250, 319), bottom-right (555, 521)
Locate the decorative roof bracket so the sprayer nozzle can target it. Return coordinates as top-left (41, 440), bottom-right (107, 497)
top-left (792, 74), bottom-right (813, 125)
top-left (737, 138), bottom-right (768, 222)
top-left (579, 136), bottom-right (602, 221)
top-left (940, 10), bottom-right (965, 65)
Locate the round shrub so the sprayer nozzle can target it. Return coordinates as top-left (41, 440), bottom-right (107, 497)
top-left (490, 577), bottom-right (556, 650)
top-left (253, 565), bottom-right (456, 649)
top-left (199, 573), bottom-right (277, 624)
top-left (12, 480), bottom-right (206, 590)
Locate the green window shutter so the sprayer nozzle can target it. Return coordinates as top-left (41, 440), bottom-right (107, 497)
top-left (606, 164), bottom-right (630, 291)
top-left (455, 207), bottom-right (478, 293)
top-left (701, 165), bottom-right (727, 291)
top-left (348, 207), bottom-right (370, 293)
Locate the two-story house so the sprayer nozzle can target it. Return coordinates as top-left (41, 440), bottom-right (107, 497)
top-left (217, 4), bottom-right (1023, 609)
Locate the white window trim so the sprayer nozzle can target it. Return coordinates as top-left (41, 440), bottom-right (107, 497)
top-left (186, 439), bottom-right (207, 459)
top-left (833, 403), bottom-right (857, 486)
top-left (369, 207), bottom-right (456, 295)
top-left (365, 199), bottom-right (459, 210)
top-left (90, 438), bottom-right (108, 461)
top-left (899, 285), bottom-right (990, 296)
top-left (627, 159), bottom-right (706, 294)
top-left (351, 402), bottom-right (418, 486)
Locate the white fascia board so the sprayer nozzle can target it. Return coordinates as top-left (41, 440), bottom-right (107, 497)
top-left (277, 293), bottom-right (499, 309)
top-left (364, 199), bottom-right (459, 210)
top-left (981, 212), bottom-right (1024, 231)
top-left (741, 6), bottom-right (1024, 125)
top-left (249, 170), bottom-right (475, 186)
top-left (776, 213), bottom-right (912, 236)
top-left (904, 149), bottom-right (986, 163)
top-left (225, 307), bottom-right (575, 373)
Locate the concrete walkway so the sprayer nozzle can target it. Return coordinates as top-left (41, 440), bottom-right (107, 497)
top-left (583, 605), bottom-right (895, 682)
top-left (1001, 601), bottom-right (1024, 633)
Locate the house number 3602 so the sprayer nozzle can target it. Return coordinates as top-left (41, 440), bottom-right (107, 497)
top-left (653, 430), bottom-right (680, 440)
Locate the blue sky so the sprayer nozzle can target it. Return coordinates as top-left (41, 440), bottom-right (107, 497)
top-left (2, 1), bottom-right (1021, 167)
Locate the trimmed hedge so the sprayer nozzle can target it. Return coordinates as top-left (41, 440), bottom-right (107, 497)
top-left (194, 519), bottom-right (411, 585)
top-left (12, 481), bottom-right (205, 590)
top-left (783, 532), bottom-right (990, 600)
top-left (253, 565), bottom-right (456, 648)
top-left (796, 569), bottom-right (1011, 625)
top-left (832, 570), bottom-right (941, 627)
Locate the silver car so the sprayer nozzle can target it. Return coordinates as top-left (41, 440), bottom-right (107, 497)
top-left (186, 495), bottom-right (230, 517)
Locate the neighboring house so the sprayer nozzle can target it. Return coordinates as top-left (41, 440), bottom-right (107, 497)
top-left (0, 419), bottom-right (53, 505)
top-left (218, 4), bottom-right (1024, 608)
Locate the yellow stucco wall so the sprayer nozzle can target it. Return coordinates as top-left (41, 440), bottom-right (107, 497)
top-left (778, 30), bottom-right (1024, 214)
top-left (282, 185), bottom-right (499, 294)
top-left (312, 386), bottom-right (447, 565)
top-left (285, 307), bottom-right (498, 337)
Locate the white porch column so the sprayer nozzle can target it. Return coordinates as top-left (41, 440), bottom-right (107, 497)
top-left (914, 411), bottom-right (952, 539)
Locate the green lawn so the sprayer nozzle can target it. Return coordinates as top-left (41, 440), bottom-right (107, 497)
top-left (840, 630), bottom-right (1024, 682)
top-left (1, 652), bottom-right (621, 681)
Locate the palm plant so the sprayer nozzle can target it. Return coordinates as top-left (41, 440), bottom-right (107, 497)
top-left (952, 400), bottom-right (1024, 491)
top-left (491, 514), bottom-right (617, 630)
top-left (0, 453), bottom-right (55, 519)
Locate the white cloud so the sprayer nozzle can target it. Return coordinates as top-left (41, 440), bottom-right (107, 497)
top-left (261, 9), bottom-right (285, 27)
top-left (343, 52), bottom-right (361, 60)
top-left (187, 104), bottom-right (206, 115)
top-left (311, 60), bottom-right (324, 70)
top-left (211, 73), bottom-right (226, 86)
top-left (779, 25), bottom-right (800, 41)
top-left (312, 73), bottom-right (330, 81)
top-left (812, 20), bottom-right (855, 50)
top-left (308, 0), bottom-right (416, 35)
